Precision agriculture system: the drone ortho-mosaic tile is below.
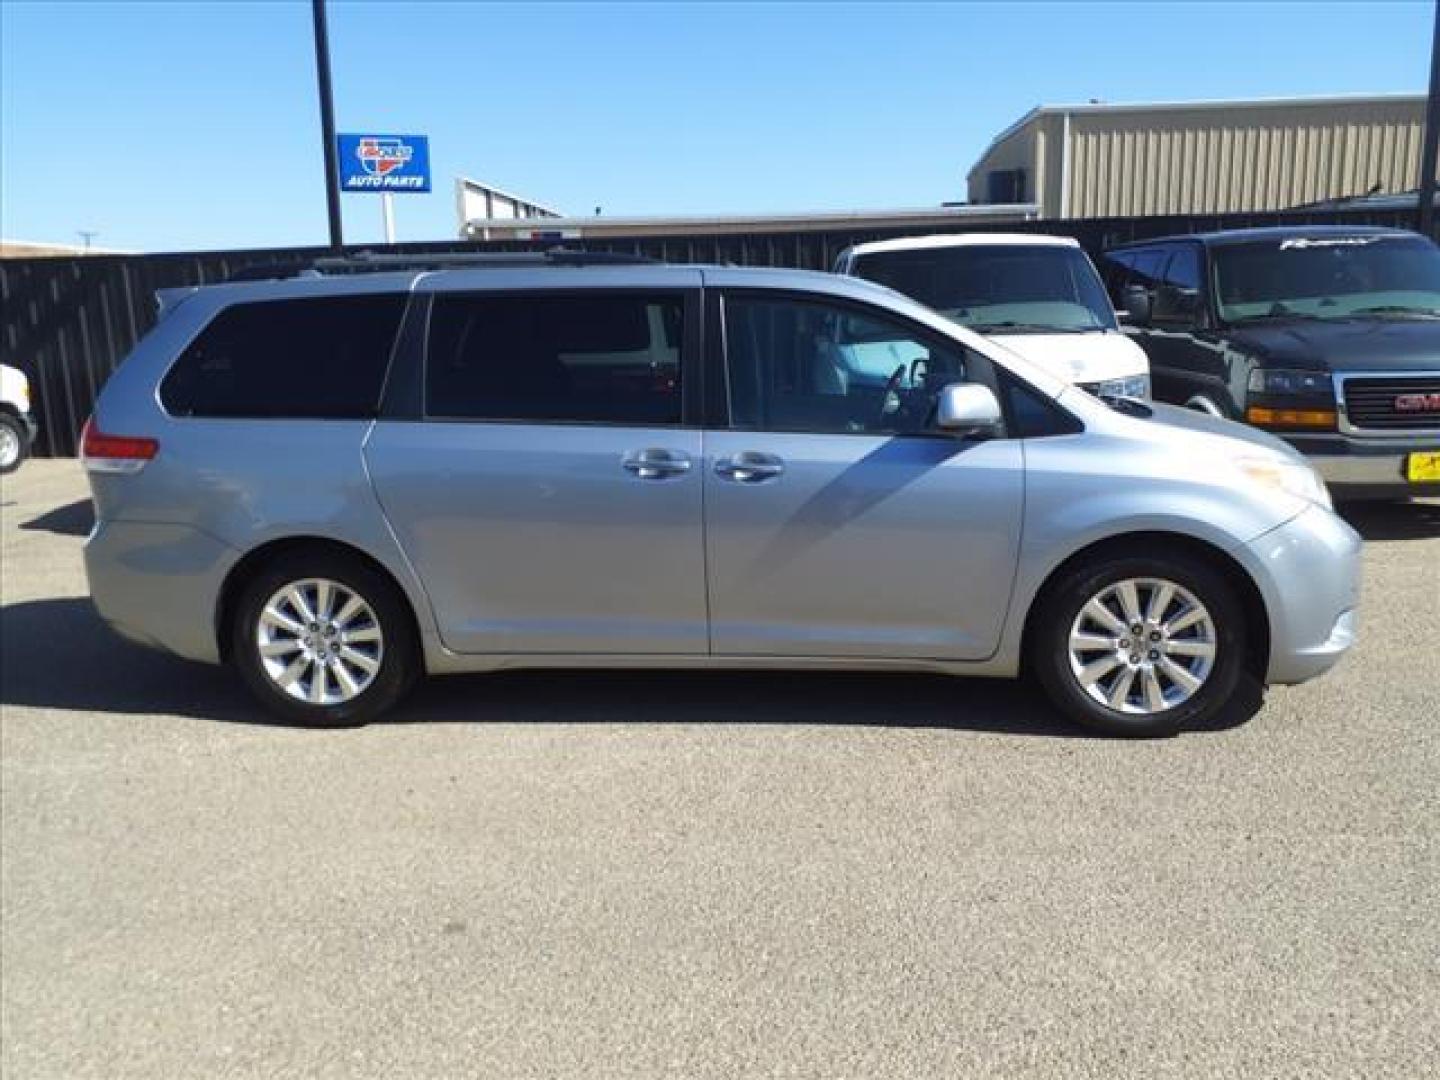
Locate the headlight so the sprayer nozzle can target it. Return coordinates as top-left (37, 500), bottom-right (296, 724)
top-left (1247, 368), bottom-right (1331, 396)
top-left (1094, 373), bottom-right (1151, 400)
top-left (1236, 456), bottom-right (1333, 510)
top-left (18, 375), bottom-right (30, 413)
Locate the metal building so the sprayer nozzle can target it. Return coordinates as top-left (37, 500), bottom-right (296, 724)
top-left (454, 177), bottom-right (562, 238)
top-left (967, 93), bottom-right (1428, 219)
top-left (458, 203), bottom-right (1039, 242)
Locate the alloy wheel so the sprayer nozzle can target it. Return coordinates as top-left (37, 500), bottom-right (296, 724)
top-left (0, 426), bottom-right (19, 469)
top-left (255, 578), bottom-right (384, 706)
top-left (1067, 577), bottom-right (1217, 715)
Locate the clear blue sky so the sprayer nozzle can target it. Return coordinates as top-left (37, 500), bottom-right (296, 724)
top-left (2, 0), bottom-right (1433, 253)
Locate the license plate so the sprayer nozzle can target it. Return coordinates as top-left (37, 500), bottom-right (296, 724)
top-left (1407, 451), bottom-right (1440, 483)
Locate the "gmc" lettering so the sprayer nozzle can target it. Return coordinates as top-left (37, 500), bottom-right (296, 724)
top-left (1395, 392), bottom-right (1440, 413)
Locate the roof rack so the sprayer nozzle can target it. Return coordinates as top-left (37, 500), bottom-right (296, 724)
top-left (225, 247), bottom-right (658, 283)
top-left (315, 247), bottom-right (658, 273)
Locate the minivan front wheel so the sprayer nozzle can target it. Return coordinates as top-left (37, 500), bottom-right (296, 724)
top-left (232, 552), bottom-right (418, 726)
top-left (1030, 554), bottom-right (1246, 736)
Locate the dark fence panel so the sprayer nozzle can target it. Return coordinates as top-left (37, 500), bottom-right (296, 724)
top-left (0, 206), bottom-right (1426, 456)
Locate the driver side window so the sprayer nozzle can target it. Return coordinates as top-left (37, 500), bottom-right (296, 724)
top-left (723, 294), bottom-right (971, 435)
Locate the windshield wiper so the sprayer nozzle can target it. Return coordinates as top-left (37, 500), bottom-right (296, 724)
top-left (1349, 305), bottom-right (1440, 318)
top-left (969, 321), bottom-right (1096, 334)
top-left (1232, 311), bottom-right (1327, 324)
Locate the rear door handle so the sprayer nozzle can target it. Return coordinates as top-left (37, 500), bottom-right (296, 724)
top-left (714, 452), bottom-right (785, 483)
top-left (621, 448), bottom-right (692, 480)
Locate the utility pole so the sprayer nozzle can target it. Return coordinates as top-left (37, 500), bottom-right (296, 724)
top-left (312, 0), bottom-right (344, 251)
top-left (1419, 0), bottom-right (1440, 236)
top-left (76, 230), bottom-right (98, 253)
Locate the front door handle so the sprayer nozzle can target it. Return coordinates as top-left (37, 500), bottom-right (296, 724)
top-left (621, 448), bottom-right (692, 480)
top-left (714, 452), bottom-right (785, 483)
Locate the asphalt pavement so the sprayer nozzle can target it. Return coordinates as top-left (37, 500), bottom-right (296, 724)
top-left (2, 460), bottom-right (1437, 1078)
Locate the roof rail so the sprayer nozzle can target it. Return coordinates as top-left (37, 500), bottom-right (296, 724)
top-left (225, 259), bottom-right (323, 282)
top-left (224, 247), bottom-right (658, 283)
top-left (313, 247), bottom-right (659, 273)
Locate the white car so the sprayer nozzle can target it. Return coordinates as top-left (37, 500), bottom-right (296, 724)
top-left (835, 233), bottom-right (1151, 399)
top-left (0, 363), bottom-right (38, 474)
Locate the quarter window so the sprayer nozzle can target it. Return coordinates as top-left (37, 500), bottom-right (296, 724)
top-left (161, 294), bottom-right (408, 419)
top-left (724, 295), bottom-right (975, 435)
top-left (425, 293), bottom-right (683, 425)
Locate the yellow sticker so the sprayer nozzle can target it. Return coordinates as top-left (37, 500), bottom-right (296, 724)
top-left (1407, 452), bottom-right (1440, 483)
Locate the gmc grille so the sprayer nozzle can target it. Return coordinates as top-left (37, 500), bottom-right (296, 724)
top-left (1342, 375), bottom-right (1440, 431)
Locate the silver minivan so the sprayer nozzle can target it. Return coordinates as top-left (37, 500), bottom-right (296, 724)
top-left (82, 255), bottom-right (1360, 736)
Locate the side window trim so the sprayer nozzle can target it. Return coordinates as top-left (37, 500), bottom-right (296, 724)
top-left (377, 292), bottom-right (430, 421)
top-left (703, 287), bottom-right (728, 429)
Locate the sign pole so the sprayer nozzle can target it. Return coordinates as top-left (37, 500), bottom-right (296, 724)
top-left (1421, 0), bottom-right (1440, 236)
top-left (381, 193), bottom-right (396, 245)
top-left (312, 0), bottom-right (344, 251)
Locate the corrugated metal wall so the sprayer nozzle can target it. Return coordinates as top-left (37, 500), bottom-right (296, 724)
top-left (969, 98), bottom-right (1428, 218)
top-left (0, 205), bottom-right (1428, 457)
top-left (1064, 99), bottom-right (1426, 218)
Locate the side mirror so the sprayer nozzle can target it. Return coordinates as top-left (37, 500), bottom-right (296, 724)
top-left (1122, 284), bottom-right (1153, 326)
top-left (935, 383), bottom-right (1003, 437)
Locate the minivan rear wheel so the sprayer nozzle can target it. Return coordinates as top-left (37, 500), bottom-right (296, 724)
top-left (231, 551), bottom-right (418, 726)
top-left (1030, 553), bottom-right (1246, 737)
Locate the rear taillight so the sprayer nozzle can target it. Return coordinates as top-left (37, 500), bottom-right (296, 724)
top-left (81, 417), bottom-right (159, 474)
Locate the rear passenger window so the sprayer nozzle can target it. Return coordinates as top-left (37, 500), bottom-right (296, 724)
top-left (425, 293), bottom-right (683, 425)
top-left (161, 295), bottom-right (408, 419)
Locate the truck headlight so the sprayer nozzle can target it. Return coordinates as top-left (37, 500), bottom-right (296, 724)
top-left (1247, 368), bottom-right (1332, 396)
top-left (1243, 368), bottom-right (1337, 428)
top-left (1094, 373), bottom-right (1151, 400)
top-left (1236, 456), bottom-right (1333, 510)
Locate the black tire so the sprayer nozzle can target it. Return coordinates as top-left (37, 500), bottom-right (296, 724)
top-left (1029, 551), bottom-right (1246, 737)
top-left (230, 549), bottom-right (419, 726)
top-left (0, 414), bottom-right (29, 475)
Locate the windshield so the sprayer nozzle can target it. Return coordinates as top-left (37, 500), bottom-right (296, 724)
top-left (1213, 234), bottom-right (1440, 322)
top-left (849, 244), bottom-right (1117, 333)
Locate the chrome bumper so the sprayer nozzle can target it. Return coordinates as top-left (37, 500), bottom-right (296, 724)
top-left (1285, 436), bottom-right (1440, 497)
top-left (1310, 453), bottom-right (1418, 486)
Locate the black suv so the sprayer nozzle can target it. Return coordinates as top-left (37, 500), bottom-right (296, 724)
top-left (1100, 226), bottom-right (1440, 500)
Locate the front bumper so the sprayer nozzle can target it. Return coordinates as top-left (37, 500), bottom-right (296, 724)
top-left (1281, 433), bottom-right (1440, 500)
top-left (1238, 503), bottom-right (1362, 686)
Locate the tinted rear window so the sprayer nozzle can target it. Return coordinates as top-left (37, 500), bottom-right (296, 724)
top-left (425, 293), bottom-right (683, 425)
top-left (161, 294), bottom-right (408, 419)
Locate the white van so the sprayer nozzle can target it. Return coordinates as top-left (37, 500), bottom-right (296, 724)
top-left (0, 363), bottom-right (37, 474)
top-left (836, 234), bottom-right (1150, 398)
